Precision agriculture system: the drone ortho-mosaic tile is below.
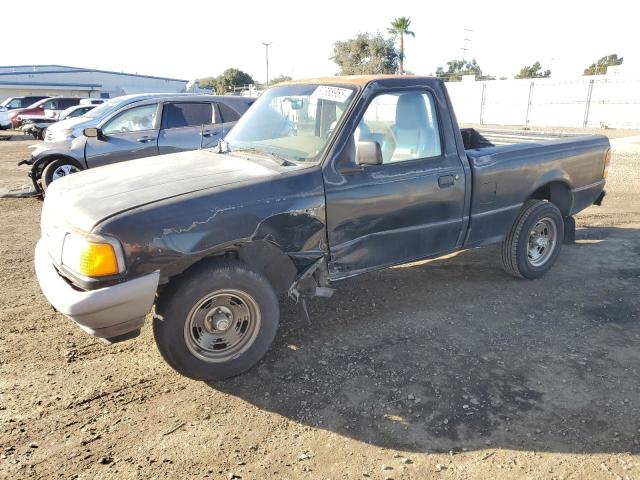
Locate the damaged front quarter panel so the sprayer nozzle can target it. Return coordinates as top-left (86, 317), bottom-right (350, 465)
top-left (94, 163), bottom-right (331, 296)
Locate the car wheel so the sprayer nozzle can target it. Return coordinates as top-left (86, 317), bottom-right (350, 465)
top-left (41, 159), bottom-right (80, 190)
top-left (153, 259), bottom-right (280, 381)
top-left (38, 128), bottom-right (47, 140)
top-left (501, 200), bottom-right (564, 279)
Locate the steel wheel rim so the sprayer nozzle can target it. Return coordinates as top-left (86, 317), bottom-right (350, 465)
top-left (184, 289), bottom-right (261, 363)
top-left (52, 164), bottom-right (78, 180)
top-left (527, 217), bottom-right (557, 267)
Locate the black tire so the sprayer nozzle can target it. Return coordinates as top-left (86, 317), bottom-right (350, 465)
top-left (501, 200), bottom-right (564, 279)
top-left (153, 260), bottom-right (279, 381)
top-left (41, 158), bottom-right (79, 190)
top-left (38, 127), bottom-right (47, 140)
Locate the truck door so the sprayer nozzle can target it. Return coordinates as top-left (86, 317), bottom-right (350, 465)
top-left (85, 103), bottom-right (160, 168)
top-left (158, 102), bottom-right (218, 153)
top-left (324, 88), bottom-right (466, 278)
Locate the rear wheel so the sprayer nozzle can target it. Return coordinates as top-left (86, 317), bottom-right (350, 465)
top-left (153, 260), bottom-right (279, 381)
top-left (501, 200), bottom-right (564, 279)
top-left (41, 159), bottom-right (80, 190)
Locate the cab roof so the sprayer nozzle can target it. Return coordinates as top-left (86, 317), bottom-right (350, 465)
top-left (278, 74), bottom-right (435, 87)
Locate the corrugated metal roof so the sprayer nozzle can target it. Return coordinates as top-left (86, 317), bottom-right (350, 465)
top-left (0, 64), bottom-right (187, 82)
top-left (0, 80), bottom-right (101, 88)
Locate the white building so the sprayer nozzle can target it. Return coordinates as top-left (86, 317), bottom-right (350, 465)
top-left (0, 64), bottom-right (190, 102)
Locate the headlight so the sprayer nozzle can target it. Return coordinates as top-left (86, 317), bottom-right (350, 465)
top-left (46, 128), bottom-right (75, 142)
top-left (61, 233), bottom-right (124, 277)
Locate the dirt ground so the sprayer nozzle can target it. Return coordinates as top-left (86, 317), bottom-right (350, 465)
top-left (0, 129), bottom-right (639, 480)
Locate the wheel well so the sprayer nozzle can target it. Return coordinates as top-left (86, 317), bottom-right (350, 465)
top-left (34, 155), bottom-right (84, 179)
top-left (529, 181), bottom-right (572, 216)
top-left (170, 241), bottom-right (298, 295)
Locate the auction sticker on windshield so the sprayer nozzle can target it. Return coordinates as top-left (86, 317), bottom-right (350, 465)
top-left (311, 85), bottom-right (352, 103)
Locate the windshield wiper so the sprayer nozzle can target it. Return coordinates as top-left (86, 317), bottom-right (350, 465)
top-left (229, 146), bottom-right (297, 166)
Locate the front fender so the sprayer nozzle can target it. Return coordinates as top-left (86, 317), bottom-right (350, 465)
top-left (29, 153), bottom-right (85, 194)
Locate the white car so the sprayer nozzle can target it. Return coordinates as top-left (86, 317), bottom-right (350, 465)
top-left (0, 108), bottom-right (10, 130)
top-left (80, 98), bottom-right (105, 106)
top-left (43, 98), bottom-right (84, 120)
top-left (22, 104), bottom-right (97, 139)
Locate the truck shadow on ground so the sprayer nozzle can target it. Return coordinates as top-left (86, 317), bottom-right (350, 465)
top-left (212, 226), bottom-right (640, 454)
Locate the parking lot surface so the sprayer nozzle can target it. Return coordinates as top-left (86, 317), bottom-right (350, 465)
top-left (0, 130), bottom-right (639, 479)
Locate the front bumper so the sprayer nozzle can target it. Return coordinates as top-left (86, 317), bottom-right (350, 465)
top-left (35, 239), bottom-right (159, 341)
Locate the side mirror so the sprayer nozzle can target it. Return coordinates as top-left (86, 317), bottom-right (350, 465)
top-left (355, 140), bottom-right (383, 166)
top-left (83, 127), bottom-right (102, 139)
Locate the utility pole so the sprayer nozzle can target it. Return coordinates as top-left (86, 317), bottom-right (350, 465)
top-left (460, 28), bottom-right (472, 62)
top-left (261, 41), bottom-right (272, 87)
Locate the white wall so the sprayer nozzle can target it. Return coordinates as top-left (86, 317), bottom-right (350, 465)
top-left (447, 75), bottom-right (640, 129)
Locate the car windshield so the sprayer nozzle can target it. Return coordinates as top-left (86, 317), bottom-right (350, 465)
top-left (83, 97), bottom-right (133, 119)
top-left (225, 84), bottom-right (356, 163)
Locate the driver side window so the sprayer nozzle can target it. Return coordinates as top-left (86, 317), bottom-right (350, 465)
top-left (354, 90), bottom-right (441, 164)
top-left (103, 104), bottom-right (158, 135)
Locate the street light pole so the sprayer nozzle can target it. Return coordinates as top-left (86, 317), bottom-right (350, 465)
top-left (261, 41), bottom-right (272, 87)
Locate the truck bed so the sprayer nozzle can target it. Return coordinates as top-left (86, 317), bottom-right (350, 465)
top-left (460, 127), bottom-right (582, 149)
top-left (460, 128), bottom-right (609, 247)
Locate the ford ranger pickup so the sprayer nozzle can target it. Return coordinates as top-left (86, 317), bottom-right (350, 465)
top-left (34, 75), bottom-right (610, 381)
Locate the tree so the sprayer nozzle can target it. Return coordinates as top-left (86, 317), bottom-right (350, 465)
top-left (332, 33), bottom-right (399, 75)
top-left (198, 68), bottom-right (255, 94)
top-left (583, 54), bottom-right (623, 75)
top-left (515, 61), bottom-right (551, 79)
top-left (387, 16), bottom-right (415, 74)
top-left (215, 68), bottom-right (254, 94)
top-left (269, 75), bottom-right (293, 85)
top-left (435, 59), bottom-right (488, 82)
top-left (196, 77), bottom-right (217, 90)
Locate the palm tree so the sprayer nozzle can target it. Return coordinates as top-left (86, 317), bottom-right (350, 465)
top-left (388, 16), bottom-right (415, 74)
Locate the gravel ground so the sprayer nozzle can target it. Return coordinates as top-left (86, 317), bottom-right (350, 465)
top-left (0, 129), bottom-right (639, 479)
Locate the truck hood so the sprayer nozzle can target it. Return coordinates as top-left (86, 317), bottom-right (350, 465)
top-left (41, 150), bottom-right (284, 233)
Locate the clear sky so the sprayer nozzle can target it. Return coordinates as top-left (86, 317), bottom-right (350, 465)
top-left (3, 0), bottom-right (637, 81)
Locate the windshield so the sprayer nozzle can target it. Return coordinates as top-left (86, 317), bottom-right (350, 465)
top-left (83, 97), bottom-right (132, 119)
top-left (225, 84), bottom-right (356, 163)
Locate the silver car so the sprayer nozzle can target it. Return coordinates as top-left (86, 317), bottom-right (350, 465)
top-left (21, 93), bottom-right (254, 191)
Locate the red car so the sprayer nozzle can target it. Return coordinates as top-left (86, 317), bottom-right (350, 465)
top-left (8, 97), bottom-right (81, 128)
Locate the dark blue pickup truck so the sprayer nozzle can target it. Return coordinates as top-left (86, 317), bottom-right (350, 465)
top-left (34, 75), bottom-right (610, 381)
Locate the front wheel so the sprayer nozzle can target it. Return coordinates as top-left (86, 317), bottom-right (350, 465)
top-left (41, 159), bottom-right (80, 190)
top-left (153, 260), bottom-right (279, 381)
top-left (501, 200), bottom-right (564, 279)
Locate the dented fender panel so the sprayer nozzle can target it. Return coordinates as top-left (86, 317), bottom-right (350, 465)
top-left (95, 163), bottom-right (329, 286)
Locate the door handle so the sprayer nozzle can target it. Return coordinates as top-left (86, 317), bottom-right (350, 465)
top-left (136, 136), bottom-right (155, 143)
top-left (438, 174), bottom-right (456, 188)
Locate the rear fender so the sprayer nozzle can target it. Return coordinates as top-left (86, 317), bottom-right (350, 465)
top-left (529, 170), bottom-right (573, 216)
